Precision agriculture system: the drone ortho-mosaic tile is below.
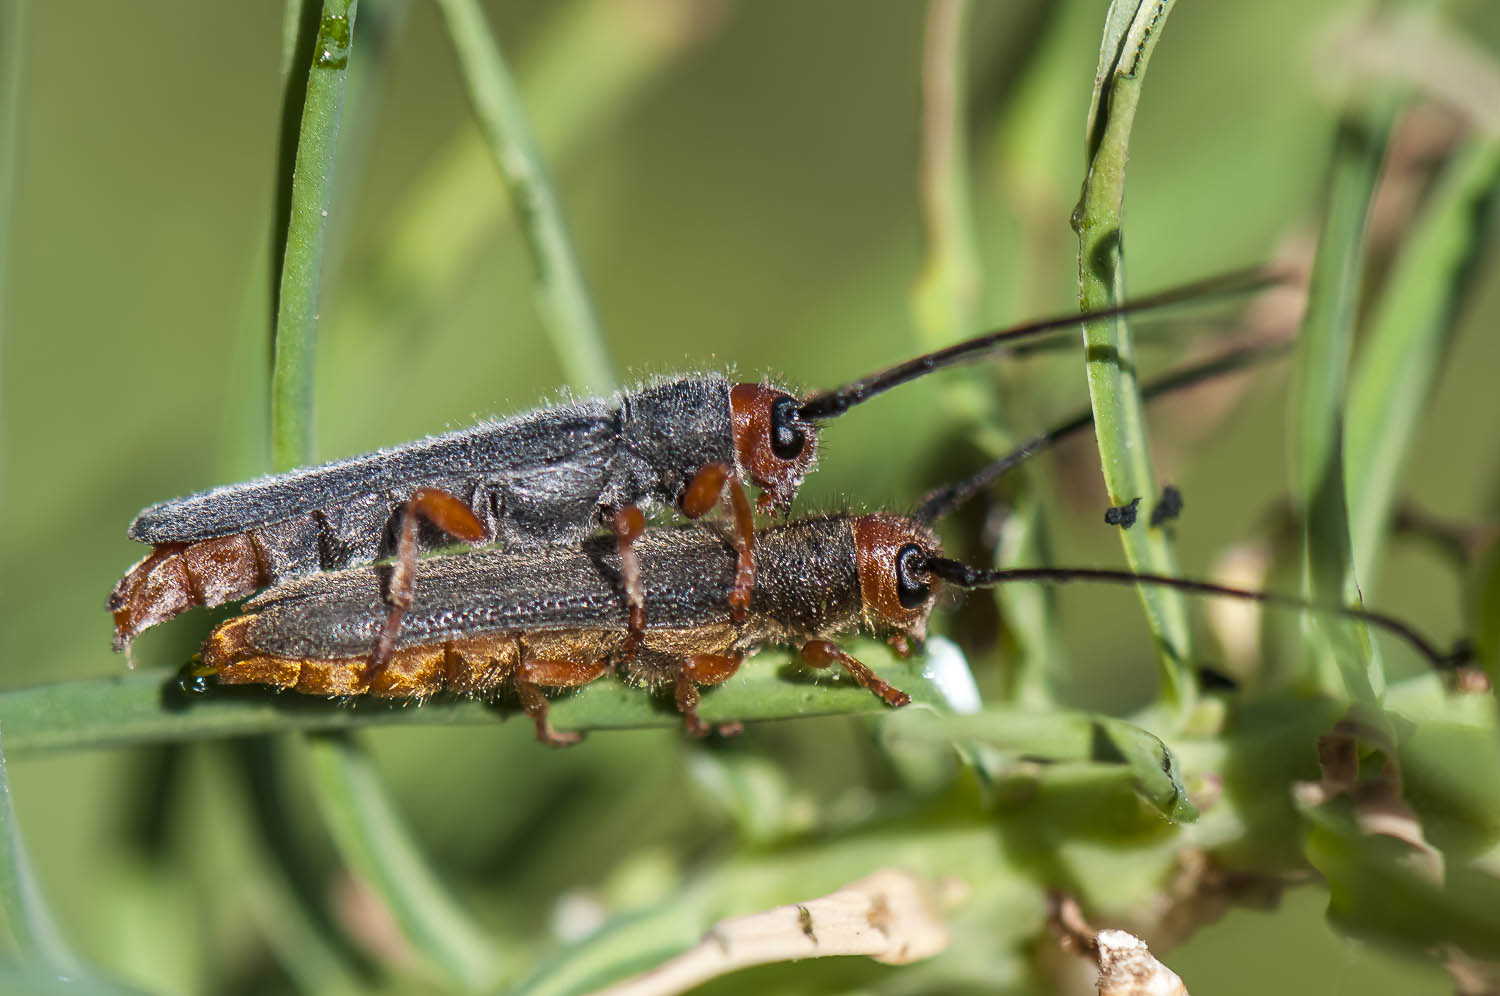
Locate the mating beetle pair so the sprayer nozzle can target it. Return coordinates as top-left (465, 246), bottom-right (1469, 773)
top-left (116, 267), bottom-right (1463, 742)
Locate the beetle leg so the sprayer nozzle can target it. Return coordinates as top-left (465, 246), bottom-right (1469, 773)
top-left (680, 463), bottom-right (755, 622)
top-left (516, 656), bottom-right (610, 747)
top-left (373, 487), bottom-right (491, 672)
top-left (674, 653), bottom-right (743, 736)
top-left (607, 506), bottom-right (648, 658)
top-left (801, 640), bottom-right (911, 707)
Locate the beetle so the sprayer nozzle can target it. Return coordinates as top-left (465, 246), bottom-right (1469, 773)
top-left (194, 507), bottom-right (1462, 746)
top-left (186, 337), bottom-right (1464, 745)
top-left (112, 266), bottom-right (1277, 670)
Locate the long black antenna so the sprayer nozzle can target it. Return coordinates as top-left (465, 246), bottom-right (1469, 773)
top-left (914, 339), bottom-right (1292, 525)
top-left (798, 265), bottom-right (1288, 422)
top-left (919, 557), bottom-right (1469, 672)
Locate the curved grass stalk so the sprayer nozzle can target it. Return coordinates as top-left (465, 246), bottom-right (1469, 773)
top-left (1346, 137), bottom-right (1500, 589)
top-left (268, 5), bottom-right (507, 987)
top-left (1288, 103), bottom-right (1394, 703)
top-left (433, 0), bottom-right (616, 394)
top-left (1071, 0), bottom-right (1193, 710)
top-left (0, 645), bottom-right (941, 758)
top-left (271, 0), bottom-right (359, 471)
top-left (300, 733), bottom-right (501, 991)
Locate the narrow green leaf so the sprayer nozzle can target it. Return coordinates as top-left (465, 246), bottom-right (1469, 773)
top-left (1288, 103), bottom-right (1394, 702)
top-left (0, 644), bottom-right (944, 757)
top-left (208, 747), bottom-right (370, 996)
top-left (327, 0), bottom-right (707, 392)
top-left (268, 8), bottom-right (504, 989)
top-left (881, 706), bottom-right (1199, 823)
top-left (301, 733), bottom-right (501, 991)
top-left (433, 0), bottom-right (615, 394)
top-left (1302, 799), bottom-right (1500, 958)
top-left (271, 0), bottom-right (359, 471)
top-left (1072, 0), bottom-right (1193, 709)
top-left (1346, 137), bottom-right (1500, 588)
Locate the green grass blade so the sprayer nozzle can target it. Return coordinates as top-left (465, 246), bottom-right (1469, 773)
top-left (1288, 104), bottom-right (1394, 702)
top-left (271, 0), bottom-right (358, 471)
top-left (883, 707), bottom-right (1198, 822)
top-left (433, 0), bottom-right (615, 394)
top-left (300, 733), bottom-right (501, 991)
top-left (208, 747), bottom-right (369, 996)
top-left (269, 6), bottom-right (504, 987)
top-left (328, 0), bottom-right (707, 390)
top-left (0, 727), bottom-right (80, 974)
top-left (1346, 137), bottom-right (1500, 589)
top-left (0, 644), bottom-right (944, 757)
top-left (1072, 0), bottom-right (1193, 709)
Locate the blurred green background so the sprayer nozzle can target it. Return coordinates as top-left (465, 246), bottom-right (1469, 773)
top-left (2, 0), bottom-right (1499, 992)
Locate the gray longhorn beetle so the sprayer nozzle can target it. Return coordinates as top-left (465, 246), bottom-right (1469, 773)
top-left (186, 339), bottom-right (1468, 745)
top-left (114, 267), bottom-right (1277, 674)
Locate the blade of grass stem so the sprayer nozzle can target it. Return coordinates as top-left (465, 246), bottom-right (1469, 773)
top-left (271, 0), bottom-right (358, 471)
top-left (912, 0), bottom-right (1062, 705)
top-left (1288, 103), bottom-right (1394, 702)
top-left (0, 727), bottom-right (80, 974)
top-left (882, 707), bottom-right (1197, 822)
top-left (433, 0), bottom-right (615, 394)
top-left (0, 645), bottom-right (942, 757)
top-left (1071, 0), bottom-right (1193, 710)
top-left (328, 0), bottom-right (712, 401)
top-left (213, 746), bottom-right (369, 996)
top-left (271, 6), bottom-right (502, 989)
top-left (1346, 137), bottom-right (1500, 589)
top-left (300, 733), bottom-right (501, 991)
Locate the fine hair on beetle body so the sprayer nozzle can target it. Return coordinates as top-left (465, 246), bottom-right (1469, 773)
top-left (197, 512), bottom-right (936, 745)
top-left (188, 337), bottom-right (1469, 746)
top-left (110, 266), bottom-right (1282, 671)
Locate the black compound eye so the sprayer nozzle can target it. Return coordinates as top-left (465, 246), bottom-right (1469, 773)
top-left (769, 396), bottom-right (807, 461)
top-left (895, 544), bottom-right (931, 610)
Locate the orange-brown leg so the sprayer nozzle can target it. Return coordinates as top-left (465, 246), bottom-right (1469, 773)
top-left (607, 506), bottom-right (647, 658)
top-left (674, 653), bottom-right (742, 737)
top-left (801, 640), bottom-right (911, 707)
top-left (374, 488), bottom-right (490, 672)
top-left (516, 656), bottom-right (610, 747)
top-left (680, 463), bottom-right (755, 622)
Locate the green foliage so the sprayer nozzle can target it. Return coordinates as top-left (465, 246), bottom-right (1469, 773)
top-left (0, 2), bottom-right (1497, 994)
top-left (1072, 0), bottom-right (1196, 709)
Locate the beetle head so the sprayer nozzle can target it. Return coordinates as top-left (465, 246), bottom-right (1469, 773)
top-left (730, 383), bottom-right (819, 513)
top-left (850, 514), bottom-right (943, 643)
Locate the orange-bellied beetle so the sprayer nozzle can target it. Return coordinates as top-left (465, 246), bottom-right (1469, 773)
top-left (112, 267), bottom-right (1281, 676)
top-left (184, 340), bottom-right (1467, 745)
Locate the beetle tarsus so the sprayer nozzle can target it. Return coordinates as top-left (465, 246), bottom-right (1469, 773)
top-left (801, 639), bottom-right (912, 708)
top-left (517, 679), bottom-right (582, 747)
